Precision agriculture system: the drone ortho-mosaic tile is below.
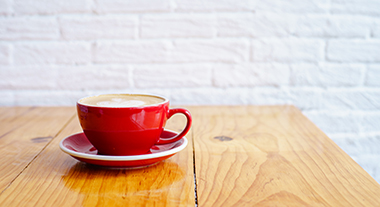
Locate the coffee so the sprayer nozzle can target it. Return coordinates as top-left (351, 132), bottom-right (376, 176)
top-left (79, 94), bottom-right (165, 107)
top-left (77, 93), bottom-right (192, 155)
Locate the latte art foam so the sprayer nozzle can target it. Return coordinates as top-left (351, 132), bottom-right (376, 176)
top-left (79, 94), bottom-right (165, 107)
top-left (96, 98), bottom-right (146, 107)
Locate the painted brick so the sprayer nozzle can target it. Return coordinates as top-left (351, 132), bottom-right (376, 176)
top-left (96, 40), bottom-right (249, 64)
top-left (13, 42), bottom-right (91, 65)
top-left (174, 0), bottom-right (253, 11)
top-left (373, 20), bottom-right (380, 37)
top-left (361, 113), bottom-right (380, 133)
top-left (13, 0), bottom-right (91, 15)
top-left (290, 63), bottom-right (364, 87)
top-left (217, 13), bottom-right (254, 37)
top-left (94, 41), bottom-right (170, 63)
top-left (374, 29), bottom-right (380, 38)
top-left (217, 13), bottom-right (292, 37)
top-left (0, 44), bottom-right (10, 65)
top-left (303, 111), bottom-right (361, 134)
top-left (288, 88), bottom-right (322, 110)
top-left (365, 64), bottom-right (380, 86)
top-left (321, 89), bottom-right (380, 110)
top-left (218, 14), bottom-right (372, 38)
top-left (171, 39), bottom-right (249, 63)
top-left (327, 40), bottom-right (380, 62)
top-left (253, 0), bottom-right (329, 13)
top-left (246, 87), bottom-right (290, 105)
top-left (0, 90), bottom-right (14, 106)
top-left (213, 63), bottom-right (290, 87)
top-left (0, 66), bottom-right (58, 89)
top-left (251, 39), bottom-right (323, 62)
top-left (0, 17), bottom-right (59, 40)
top-left (94, 0), bottom-right (170, 13)
top-left (141, 14), bottom-right (216, 38)
top-left (133, 64), bottom-right (212, 88)
top-left (292, 15), bottom-right (371, 38)
top-left (56, 66), bottom-right (131, 90)
top-left (13, 90), bottom-right (87, 106)
top-left (333, 135), bottom-right (380, 157)
top-left (170, 88), bottom-right (250, 105)
top-left (60, 16), bottom-right (138, 40)
top-left (331, 0), bottom-right (380, 16)
top-left (0, 0), bottom-right (12, 15)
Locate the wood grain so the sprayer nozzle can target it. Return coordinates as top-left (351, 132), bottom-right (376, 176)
top-left (1, 105), bottom-right (380, 207)
top-left (0, 107), bottom-right (75, 192)
top-left (190, 105), bottom-right (380, 207)
top-left (0, 107), bottom-right (195, 207)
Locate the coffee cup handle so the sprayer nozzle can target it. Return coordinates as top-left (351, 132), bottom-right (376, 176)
top-left (156, 108), bottom-right (192, 145)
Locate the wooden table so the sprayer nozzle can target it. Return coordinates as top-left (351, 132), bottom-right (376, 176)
top-left (0, 105), bottom-right (379, 206)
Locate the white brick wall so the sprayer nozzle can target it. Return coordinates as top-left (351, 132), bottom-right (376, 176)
top-left (0, 0), bottom-right (379, 183)
top-left (13, 42), bottom-right (91, 65)
top-left (13, 0), bottom-right (92, 15)
top-left (60, 16), bottom-right (138, 40)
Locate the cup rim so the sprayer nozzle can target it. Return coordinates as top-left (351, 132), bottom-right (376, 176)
top-left (77, 93), bottom-right (169, 108)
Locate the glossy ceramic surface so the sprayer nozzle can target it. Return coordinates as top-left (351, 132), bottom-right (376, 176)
top-left (76, 93), bottom-right (192, 155)
top-left (59, 130), bottom-right (188, 168)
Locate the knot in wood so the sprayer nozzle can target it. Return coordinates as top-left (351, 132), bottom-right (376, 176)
top-left (31, 136), bottom-right (53, 143)
top-left (214, 136), bottom-right (233, 142)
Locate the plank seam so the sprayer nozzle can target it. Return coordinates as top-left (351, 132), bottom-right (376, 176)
top-left (192, 130), bottom-right (198, 207)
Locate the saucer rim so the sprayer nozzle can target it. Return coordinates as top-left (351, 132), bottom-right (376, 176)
top-left (59, 130), bottom-right (188, 161)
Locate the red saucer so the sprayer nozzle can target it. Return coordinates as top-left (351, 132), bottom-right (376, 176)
top-left (59, 130), bottom-right (188, 168)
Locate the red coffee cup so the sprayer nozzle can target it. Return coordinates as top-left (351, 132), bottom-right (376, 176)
top-left (77, 93), bottom-right (192, 156)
